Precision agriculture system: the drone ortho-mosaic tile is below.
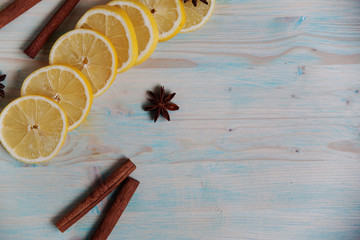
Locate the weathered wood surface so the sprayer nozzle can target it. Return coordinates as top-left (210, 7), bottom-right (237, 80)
top-left (1, 0), bottom-right (360, 239)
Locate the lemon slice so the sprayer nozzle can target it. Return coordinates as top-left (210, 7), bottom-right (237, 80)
top-left (76, 5), bottom-right (138, 73)
top-left (0, 95), bottom-right (68, 163)
top-left (21, 65), bottom-right (93, 131)
top-left (181, 0), bottom-right (215, 33)
top-left (49, 29), bottom-right (118, 97)
top-left (137, 0), bottom-right (186, 42)
top-left (108, 0), bottom-right (158, 65)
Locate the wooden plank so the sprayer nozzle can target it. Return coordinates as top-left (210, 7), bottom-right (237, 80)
top-left (1, 0), bottom-right (360, 239)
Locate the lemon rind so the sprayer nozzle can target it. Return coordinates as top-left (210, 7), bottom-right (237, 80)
top-left (180, 0), bottom-right (215, 33)
top-left (21, 64), bottom-right (93, 131)
top-left (75, 5), bottom-right (138, 73)
top-left (0, 95), bottom-right (68, 164)
top-left (108, 0), bottom-right (159, 65)
top-left (49, 29), bottom-right (118, 98)
top-left (156, 0), bottom-right (186, 42)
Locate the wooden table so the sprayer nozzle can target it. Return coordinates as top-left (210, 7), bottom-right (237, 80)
top-left (1, 0), bottom-right (360, 239)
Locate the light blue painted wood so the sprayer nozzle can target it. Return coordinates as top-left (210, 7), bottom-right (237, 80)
top-left (1, 0), bottom-right (360, 239)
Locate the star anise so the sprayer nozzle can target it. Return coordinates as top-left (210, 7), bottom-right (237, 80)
top-left (0, 74), bottom-right (6, 98)
top-left (183, 0), bottom-right (208, 7)
top-left (144, 86), bottom-right (179, 122)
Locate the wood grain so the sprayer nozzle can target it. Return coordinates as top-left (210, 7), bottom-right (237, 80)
top-left (1, 0), bottom-right (360, 239)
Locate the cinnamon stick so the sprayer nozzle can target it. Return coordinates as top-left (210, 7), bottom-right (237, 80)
top-left (91, 177), bottom-right (140, 240)
top-left (56, 159), bottom-right (136, 233)
top-left (0, 0), bottom-right (42, 29)
top-left (24, 0), bottom-right (80, 58)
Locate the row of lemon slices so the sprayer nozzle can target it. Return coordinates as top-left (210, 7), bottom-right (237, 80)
top-left (0, 0), bottom-right (215, 164)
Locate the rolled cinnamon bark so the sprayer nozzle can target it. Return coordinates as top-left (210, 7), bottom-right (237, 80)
top-left (91, 177), bottom-right (140, 240)
top-left (0, 0), bottom-right (42, 29)
top-left (56, 159), bottom-right (136, 232)
top-left (24, 0), bottom-right (80, 58)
